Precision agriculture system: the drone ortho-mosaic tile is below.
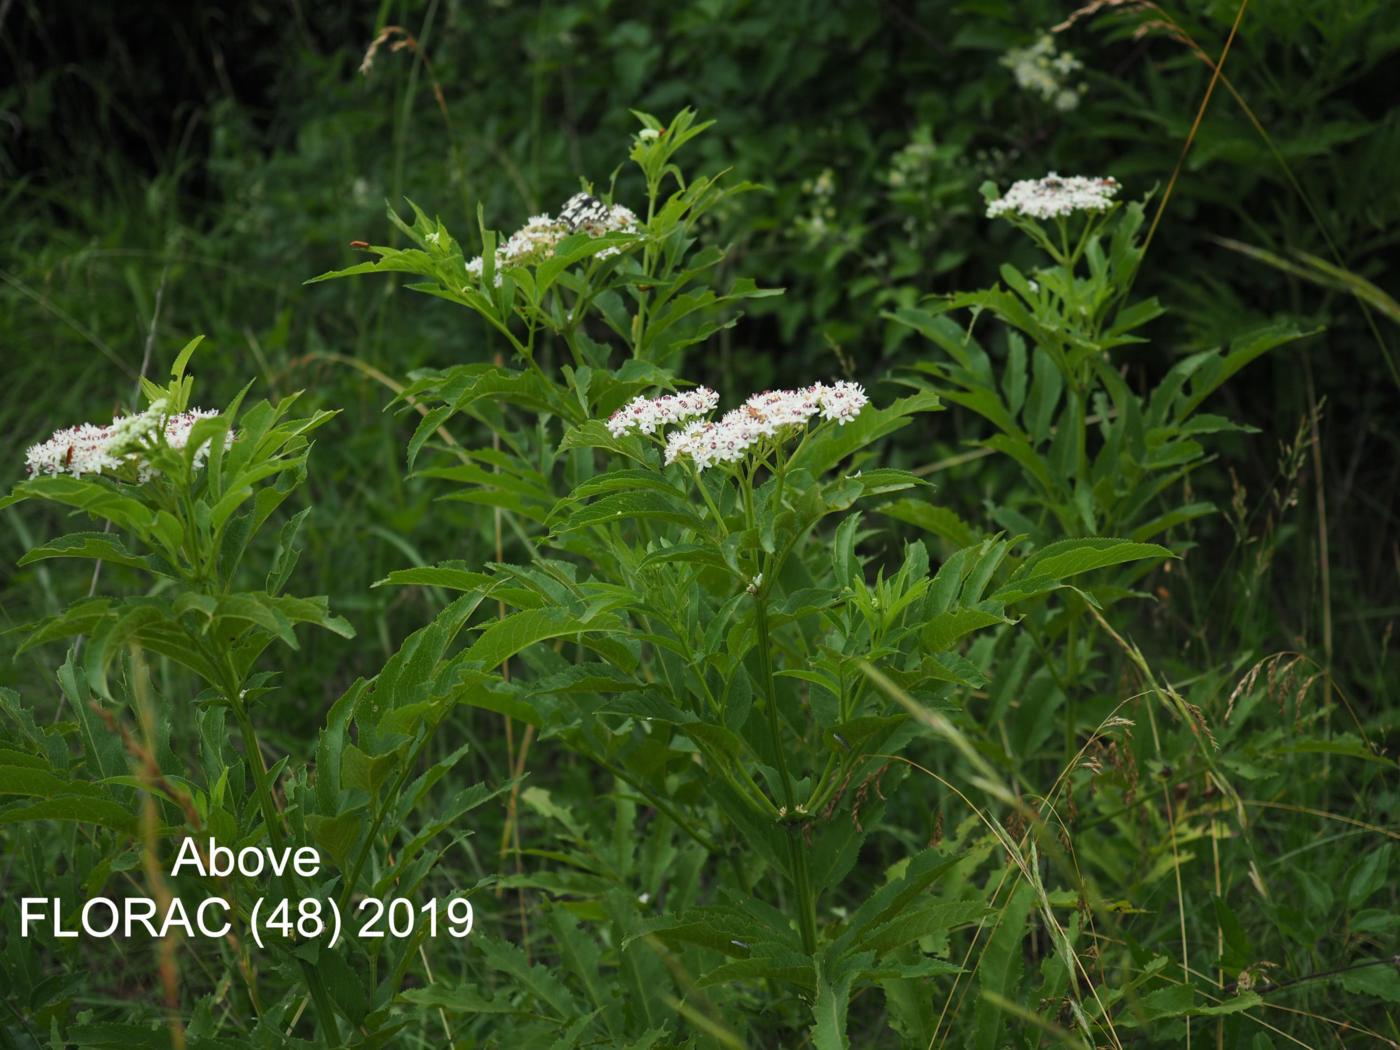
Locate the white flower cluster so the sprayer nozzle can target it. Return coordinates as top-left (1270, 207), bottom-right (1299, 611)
top-left (1000, 34), bottom-right (1085, 112)
top-left (606, 387), bottom-right (720, 437)
top-left (886, 130), bottom-right (939, 190)
top-left (795, 168), bottom-right (838, 242)
top-left (25, 399), bottom-right (228, 481)
top-left (465, 192), bottom-right (638, 285)
top-left (986, 173), bottom-right (1121, 221)
top-left (609, 381), bottom-right (868, 471)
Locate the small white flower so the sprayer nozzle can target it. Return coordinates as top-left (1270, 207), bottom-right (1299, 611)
top-left (986, 173), bottom-right (1120, 221)
top-left (664, 419), bottom-right (714, 467)
top-left (747, 573), bottom-right (763, 594)
top-left (608, 387), bottom-right (720, 438)
top-left (498, 214), bottom-right (567, 267)
top-left (637, 128), bottom-right (660, 142)
top-left (25, 401), bottom-right (229, 480)
top-left (1001, 34), bottom-right (1085, 107)
top-left (615, 380), bottom-right (869, 472)
top-left (815, 380), bottom-right (868, 423)
top-left (463, 193), bottom-right (639, 286)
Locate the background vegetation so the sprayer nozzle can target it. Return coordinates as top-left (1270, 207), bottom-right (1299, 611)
top-left (1, 0), bottom-right (1396, 1046)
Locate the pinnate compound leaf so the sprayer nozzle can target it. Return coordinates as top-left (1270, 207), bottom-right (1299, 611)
top-left (1339, 963), bottom-right (1400, 1004)
top-left (994, 539), bottom-right (1172, 603)
top-left (1, 476), bottom-right (157, 534)
top-left (556, 491), bottom-right (705, 534)
top-left (921, 607), bottom-right (1008, 652)
top-left (811, 958), bottom-right (860, 1050)
top-left (16, 599), bottom-right (114, 654)
top-left (1120, 985), bottom-right (1263, 1025)
top-left (18, 531), bottom-right (156, 572)
top-left (376, 562), bottom-right (493, 592)
top-left (0, 766), bottom-right (99, 798)
top-left (856, 900), bottom-right (987, 954)
top-left (972, 882), bottom-right (1034, 1050)
top-left (794, 391), bottom-right (943, 475)
top-left (558, 419), bottom-right (648, 461)
top-left (698, 952), bottom-right (815, 989)
top-left (398, 986), bottom-right (517, 1013)
top-left (477, 936), bottom-right (580, 1020)
top-left (463, 607), bottom-right (606, 672)
top-left (0, 796), bottom-right (137, 833)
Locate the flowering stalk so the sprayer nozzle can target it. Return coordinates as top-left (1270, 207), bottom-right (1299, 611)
top-left (7, 364), bottom-right (351, 1044)
top-left (631, 125), bottom-right (666, 355)
top-left (607, 380), bottom-right (871, 955)
top-left (226, 681), bottom-right (344, 1045)
top-left (902, 172), bottom-right (1209, 793)
top-left (751, 515), bottom-right (819, 956)
top-left (981, 171), bottom-right (1128, 409)
top-left (986, 172), bottom-right (1120, 271)
top-left (625, 109), bottom-right (717, 358)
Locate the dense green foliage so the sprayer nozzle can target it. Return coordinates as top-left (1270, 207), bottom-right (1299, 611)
top-left (1, 2), bottom-right (1396, 1047)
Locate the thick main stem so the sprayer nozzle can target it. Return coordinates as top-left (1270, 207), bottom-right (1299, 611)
top-left (785, 830), bottom-right (818, 956)
top-left (754, 600), bottom-right (817, 954)
top-left (755, 602), bottom-right (794, 807)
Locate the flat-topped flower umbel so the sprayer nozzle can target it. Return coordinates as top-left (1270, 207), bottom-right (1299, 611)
top-left (1000, 34), bottom-right (1085, 112)
top-left (24, 399), bottom-right (227, 480)
top-left (986, 173), bottom-right (1120, 220)
top-left (607, 381), bottom-right (868, 471)
top-left (465, 192), bottom-right (638, 284)
top-left (606, 387), bottom-right (720, 437)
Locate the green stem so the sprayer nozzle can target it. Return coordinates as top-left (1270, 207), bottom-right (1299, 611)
top-left (786, 830), bottom-right (817, 955)
top-left (1065, 613), bottom-right (1077, 768)
top-left (335, 725), bottom-right (434, 921)
top-left (1068, 382), bottom-right (1089, 477)
top-left (802, 751), bottom-right (841, 813)
top-left (690, 466), bottom-right (730, 538)
top-left (1067, 214), bottom-right (1096, 270)
top-left (230, 694), bottom-right (342, 1046)
top-left (632, 175), bottom-right (661, 358)
top-left (754, 598), bottom-right (817, 954)
top-left (600, 758), bottom-right (736, 874)
top-left (755, 601), bottom-right (794, 808)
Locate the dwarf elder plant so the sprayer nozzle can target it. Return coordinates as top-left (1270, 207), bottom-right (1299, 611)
top-left (2, 344), bottom-right (514, 1046)
top-left (310, 111), bottom-right (1178, 1045)
top-left (888, 173), bottom-right (1310, 776)
top-left (1, 112), bottom-right (1253, 1049)
top-left (3, 343), bottom-right (353, 1039)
